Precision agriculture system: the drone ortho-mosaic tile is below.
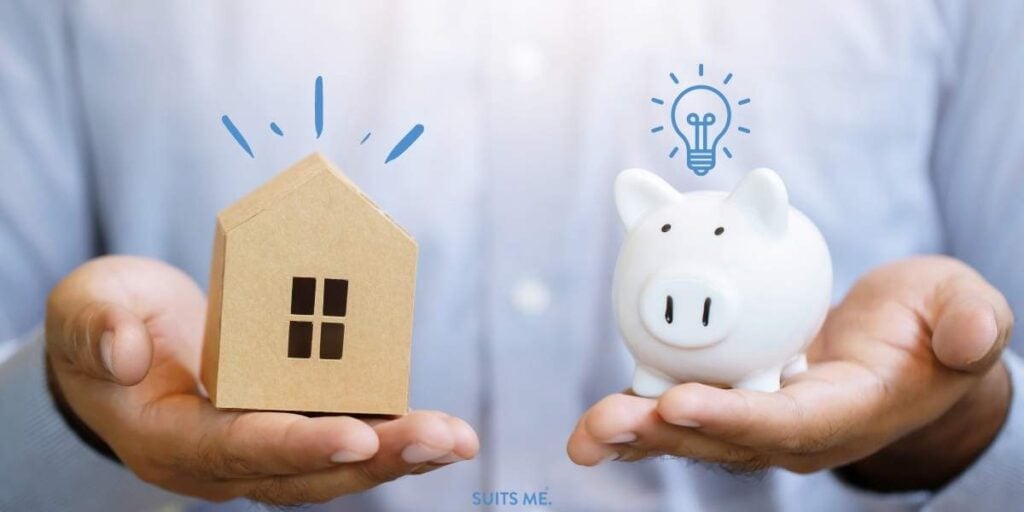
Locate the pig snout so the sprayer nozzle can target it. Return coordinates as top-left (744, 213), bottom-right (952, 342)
top-left (639, 274), bottom-right (738, 349)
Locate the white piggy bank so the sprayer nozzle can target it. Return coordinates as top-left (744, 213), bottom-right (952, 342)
top-left (612, 168), bottom-right (832, 396)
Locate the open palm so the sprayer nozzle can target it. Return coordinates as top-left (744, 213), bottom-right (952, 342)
top-left (47, 256), bottom-right (477, 504)
top-left (568, 256), bottom-right (1012, 490)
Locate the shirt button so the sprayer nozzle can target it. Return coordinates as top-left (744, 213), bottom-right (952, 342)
top-left (510, 277), bottom-right (552, 316)
top-left (506, 42), bottom-right (546, 83)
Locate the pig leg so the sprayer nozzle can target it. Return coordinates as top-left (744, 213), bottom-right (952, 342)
top-left (782, 353), bottom-right (808, 380)
top-left (632, 365), bottom-right (677, 398)
top-left (734, 366), bottom-right (783, 393)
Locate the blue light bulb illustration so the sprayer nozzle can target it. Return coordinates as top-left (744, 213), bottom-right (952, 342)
top-left (671, 85), bottom-right (731, 176)
top-left (650, 65), bottom-right (751, 177)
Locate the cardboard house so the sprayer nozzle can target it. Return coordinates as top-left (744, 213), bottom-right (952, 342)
top-left (201, 153), bottom-right (417, 415)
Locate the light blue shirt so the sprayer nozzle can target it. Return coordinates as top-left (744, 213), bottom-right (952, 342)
top-left (1, 1), bottom-right (1023, 510)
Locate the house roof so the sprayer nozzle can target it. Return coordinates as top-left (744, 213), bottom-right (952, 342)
top-left (217, 152), bottom-right (412, 240)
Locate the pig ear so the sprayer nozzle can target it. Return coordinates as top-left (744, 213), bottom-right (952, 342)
top-left (727, 168), bottom-right (789, 235)
top-left (615, 168), bottom-right (680, 230)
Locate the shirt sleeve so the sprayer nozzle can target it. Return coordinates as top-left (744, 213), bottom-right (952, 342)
top-left (0, 0), bottom-right (97, 346)
top-left (928, 0), bottom-right (1024, 351)
top-left (923, 350), bottom-right (1024, 511)
top-left (822, 1), bottom-right (1024, 509)
top-left (0, 333), bottom-right (187, 510)
top-left (924, 0), bottom-right (1024, 505)
top-left (0, 1), bottom-right (168, 508)
top-left (818, 350), bottom-right (1024, 512)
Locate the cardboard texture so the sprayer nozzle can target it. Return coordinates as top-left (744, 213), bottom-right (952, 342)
top-left (201, 153), bottom-right (417, 415)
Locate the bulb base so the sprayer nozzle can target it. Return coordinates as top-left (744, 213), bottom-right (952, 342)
top-left (686, 150), bottom-right (716, 176)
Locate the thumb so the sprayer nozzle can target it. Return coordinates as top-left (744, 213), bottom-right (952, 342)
top-left (931, 272), bottom-right (1014, 373)
top-left (49, 300), bottom-right (153, 385)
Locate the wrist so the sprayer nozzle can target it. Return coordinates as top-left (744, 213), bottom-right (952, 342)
top-left (837, 361), bottom-right (1011, 491)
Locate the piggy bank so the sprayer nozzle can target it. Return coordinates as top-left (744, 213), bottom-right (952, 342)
top-left (612, 168), bottom-right (832, 396)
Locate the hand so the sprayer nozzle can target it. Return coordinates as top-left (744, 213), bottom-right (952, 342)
top-left (568, 256), bottom-right (1013, 491)
top-left (46, 255), bottom-right (478, 504)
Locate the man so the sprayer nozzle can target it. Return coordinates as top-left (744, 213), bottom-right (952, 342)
top-left (1, 1), bottom-right (1022, 510)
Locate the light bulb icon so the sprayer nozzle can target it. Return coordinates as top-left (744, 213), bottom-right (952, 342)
top-left (672, 85), bottom-right (730, 174)
top-left (651, 65), bottom-right (751, 176)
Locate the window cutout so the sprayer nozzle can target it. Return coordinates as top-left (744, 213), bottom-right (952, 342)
top-left (323, 278), bottom-right (349, 317)
top-left (291, 277), bottom-right (316, 315)
top-left (288, 321), bottom-right (313, 358)
top-left (320, 322), bottom-right (345, 360)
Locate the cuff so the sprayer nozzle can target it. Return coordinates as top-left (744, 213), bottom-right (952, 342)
top-left (923, 349), bottom-right (1024, 511)
top-left (0, 331), bottom-right (182, 510)
top-left (825, 350), bottom-right (1024, 511)
top-left (824, 472), bottom-right (931, 511)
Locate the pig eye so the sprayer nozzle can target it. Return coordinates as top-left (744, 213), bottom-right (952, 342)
top-left (714, 226), bottom-right (725, 236)
top-left (661, 224), bottom-right (672, 233)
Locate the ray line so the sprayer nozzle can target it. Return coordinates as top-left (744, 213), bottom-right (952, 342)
top-left (314, 75), bottom-right (324, 138)
top-left (221, 115), bottom-right (254, 158)
top-left (385, 124), bottom-right (425, 164)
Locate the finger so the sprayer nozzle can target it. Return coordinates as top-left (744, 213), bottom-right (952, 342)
top-left (931, 271), bottom-right (1014, 372)
top-left (408, 414), bottom-right (480, 474)
top-left (241, 411), bottom-right (478, 505)
top-left (144, 395), bottom-right (380, 478)
top-left (568, 394), bottom-right (766, 469)
top-left (46, 256), bottom-right (207, 384)
top-left (656, 364), bottom-right (878, 454)
top-left (373, 410), bottom-right (475, 467)
top-left (49, 300), bottom-right (153, 385)
top-left (429, 415), bottom-right (480, 465)
top-left (567, 394), bottom-right (644, 465)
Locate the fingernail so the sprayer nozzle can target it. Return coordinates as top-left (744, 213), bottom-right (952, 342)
top-left (606, 432), bottom-right (637, 444)
top-left (598, 452), bottom-right (620, 464)
top-left (668, 418), bottom-right (701, 428)
top-left (431, 452), bottom-right (464, 464)
top-left (967, 310), bottom-right (1000, 365)
top-left (99, 331), bottom-right (115, 374)
top-left (401, 443), bottom-right (449, 464)
top-left (330, 449), bottom-right (372, 463)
